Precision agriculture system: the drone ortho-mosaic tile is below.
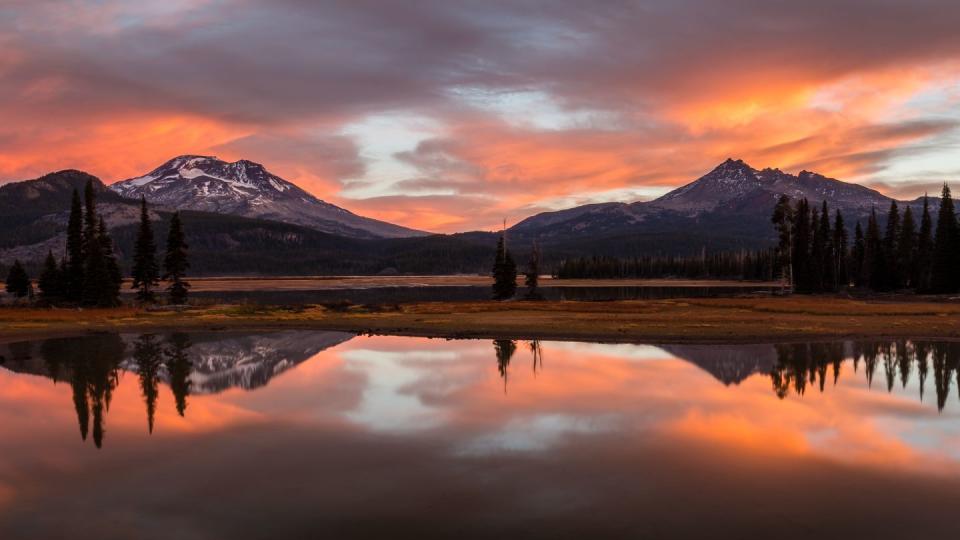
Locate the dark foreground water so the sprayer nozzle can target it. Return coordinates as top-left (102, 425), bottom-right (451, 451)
top-left (1, 333), bottom-right (959, 539)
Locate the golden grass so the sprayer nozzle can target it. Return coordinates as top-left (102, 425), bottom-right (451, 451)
top-left (0, 296), bottom-right (958, 343)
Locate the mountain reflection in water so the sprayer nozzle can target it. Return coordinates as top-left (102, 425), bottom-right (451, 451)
top-left (2, 333), bottom-right (960, 539)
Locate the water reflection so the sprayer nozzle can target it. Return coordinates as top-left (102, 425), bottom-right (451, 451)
top-left (3, 333), bottom-right (960, 538)
top-left (770, 341), bottom-right (960, 411)
top-left (0, 331), bottom-right (352, 447)
top-left (3, 333), bottom-right (959, 450)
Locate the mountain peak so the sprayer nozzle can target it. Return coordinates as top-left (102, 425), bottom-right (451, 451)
top-left (110, 155), bottom-right (427, 239)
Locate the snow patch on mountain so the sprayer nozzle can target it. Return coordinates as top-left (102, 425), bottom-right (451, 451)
top-left (111, 155), bottom-right (427, 239)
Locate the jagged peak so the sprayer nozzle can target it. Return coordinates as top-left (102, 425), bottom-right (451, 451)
top-left (712, 157), bottom-right (754, 172)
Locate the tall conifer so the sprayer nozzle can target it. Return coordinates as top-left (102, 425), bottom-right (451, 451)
top-left (833, 210), bottom-right (848, 288)
top-left (98, 217), bottom-right (122, 306)
top-left (38, 251), bottom-right (65, 303)
top-left (818, 201), bottom-right (834, 291)
top-left (81, 180), bottom-right (106, 306)
top-left (491, 232), bottom-right (517, 300)
top-left (916, 195), bottom-right (934, 291)
top-left (931, 184), bottom-right (959, 293)
top-left (882, 200), bottom-right (901, 290)
top-left (864, 209), bottom-right (883, 290)
top-left (131, 197), bottom-right (160, 303)
top-left (852, 222), bottom-right (865, 287)
top-left (792, 199), bottom-right (813, 292)
top-left (897, 205), bottom-right (917, 289)
top-left (66, 189), bottom-right (84, 302)
top-left (771, 195), bottom-right (794, 287)
top-left (163, 212), bottom-right (191, 304)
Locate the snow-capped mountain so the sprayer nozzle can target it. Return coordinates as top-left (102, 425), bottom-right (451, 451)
top-left (120, 330), bottom-right (356, 395)
top-left (111, 155), bottom-right (426, 239)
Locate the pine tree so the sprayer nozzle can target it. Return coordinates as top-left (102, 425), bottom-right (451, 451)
top-left (882, 200), bottom-right (901, 290)
top-left (81, 180), bottom-right (106, 306)
top-left (131, 197), bottom-right (159, 303)
top-left (818, 201), bottom-right (834, 291)
top-left (38, 251), bottom-right (65, 303)
top-left (98, 217), bottom-right (122, 306)
top-left (791, 199), bottom-right (813, 292)
top-left (5, 260), bottom-right (31, 299)
top-left (864, 209), bottom-right (883, 290)
top-left (832, 210), bottom-right (848, 288)
top-left (915, 195), bottom-right (934, 291)
top-left (852, 222), bottom-right (865, 287)
top-left (65, 189), bottom-right (85, 302)
top-left (897, 205), bottom-right (917, 289)
top-left (771, 195), bottom-right (794, 287)
top-left (810, 205), bottom-right (824, 291)
top-left (524, 241), bottom-right (542, 300)
top-left (491, 232), bottom-right (517, 300)
top-left (931, 184), bottom-right (959, 293)
top-left (163, 212), bottom-right (191, 304)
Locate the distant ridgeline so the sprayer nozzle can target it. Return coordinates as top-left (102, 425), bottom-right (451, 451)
top-left (1, 158), bottom-right (958, 277)
top-left (554, 250), bottom-right (777, 281)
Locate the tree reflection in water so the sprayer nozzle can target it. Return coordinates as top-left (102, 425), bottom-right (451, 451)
top-left (493, 339), bottom-right (516, 393)
top-left (771, 341), bottom-right (960, 411)
top-left (32, 333), bottom-right (195, 448)
top-left (8, 334), bottom-right (960, 450)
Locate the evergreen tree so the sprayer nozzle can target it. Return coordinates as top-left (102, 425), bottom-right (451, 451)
top-left (5, 260), bottom-right (31, 299)
top-left (98, 217), bottom-right (122, 306)
top-left (810, 205), bottom-right (824, 291)
top-left (915, 195), bottom-right (934, 291)
top-left (931, 184), bottom-right (960, 293)
top-left (131, 197), bottom-right (160, 303)
top-left (524, 241), bottom-right (542, 300)
top-left (852, 222), bottom-right (865, 287)
top-left (163, 212), bottom-right (191, 304)
top-left (832, 210), bottom-right (848, 288)
top-left (791, 199), bottom-right (813, 292)
top-left (864, 209), bottom-right (883, 290)
top-left (882, 200), bottom-right (901, 290)
top-left (65, 189), bottom-right (85, 302)
top-left (81, 180), bottom-right (107, 306)
top-left (771, 195), bottom-right (794, 287)
top-left (818, 201), bottom-right (835, 291)
top-left (38, 251), bottom-right (66, 303)
top-left (491, 232), bottom-right (517, 300)
top-left (897, 205), bottom-right (917, 289)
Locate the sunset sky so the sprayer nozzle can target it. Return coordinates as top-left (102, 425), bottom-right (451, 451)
top-left (2, 0), bottom-right (960, 232)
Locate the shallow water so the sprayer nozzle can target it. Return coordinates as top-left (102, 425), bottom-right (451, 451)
top-left (1, 332), bottom-right (959, 539)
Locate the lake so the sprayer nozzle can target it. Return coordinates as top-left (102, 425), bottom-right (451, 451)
top-left (1, 332), bottom-right (959, 539)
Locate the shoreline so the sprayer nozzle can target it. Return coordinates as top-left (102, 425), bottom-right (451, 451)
top-left (1, 296), bottom-right (958, 345)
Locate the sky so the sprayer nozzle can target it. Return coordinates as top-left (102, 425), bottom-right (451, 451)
top-left (1, 0), bottom-right (960, 232)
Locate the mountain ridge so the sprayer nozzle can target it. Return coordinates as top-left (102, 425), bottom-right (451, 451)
top-left (510, 158), bottom-right (938, 245)
top-left (110, 155), bottom-right (427, 239)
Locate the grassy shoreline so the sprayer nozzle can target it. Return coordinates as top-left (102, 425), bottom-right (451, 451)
top-left (0, 296), bottom-right (958, 344)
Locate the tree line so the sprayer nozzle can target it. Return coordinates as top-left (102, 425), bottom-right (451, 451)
top-left (3, 183), bottom-right (191, 305)
top-left (772, 184), bottom-right (959, 293)
top-left (554, 250), bottom-right (776, 281)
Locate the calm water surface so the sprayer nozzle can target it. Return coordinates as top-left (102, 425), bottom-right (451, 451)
top-left (1, 332), bottom-right (960, 539)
